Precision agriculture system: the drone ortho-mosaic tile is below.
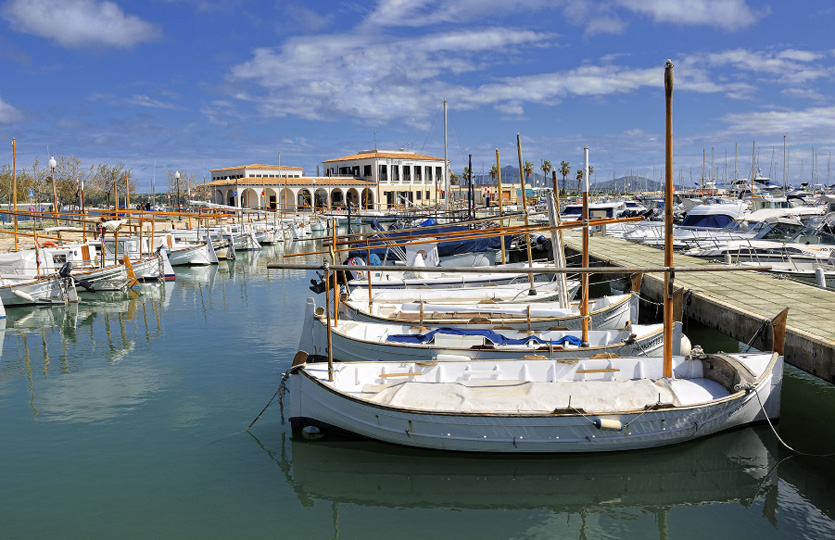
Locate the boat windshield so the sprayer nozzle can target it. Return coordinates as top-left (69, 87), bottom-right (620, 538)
top-left (758, 222), bottom-right (803, 241)
top-left (788, 228), bottom-right (835, 246)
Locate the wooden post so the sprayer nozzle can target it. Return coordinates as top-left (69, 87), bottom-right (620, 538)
top-left (12, 139), bottom-right (18, 252)
top-left (496, 148), bottom-right (506, 265)
top-left (366, 240), bottom-right (373, 308)
top-left (34, 229), bottom-right (41, 279)
top-left (581, 146), bottom-right (590, 347)
top-left (331, 224), bottom-right (339, 327)
top-left (664, 59), bottom-right (675, 378)
top-left (516, 134), bottom-right (536, 292)
top-left (324, 261), bottom-right (334, 382)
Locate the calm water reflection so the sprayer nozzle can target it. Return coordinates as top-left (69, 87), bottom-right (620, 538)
top-left (0, 240), bottom-right (832, 539)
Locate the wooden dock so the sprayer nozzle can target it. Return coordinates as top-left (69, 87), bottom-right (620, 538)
top-left (563, 233), bottom-right (835, 384)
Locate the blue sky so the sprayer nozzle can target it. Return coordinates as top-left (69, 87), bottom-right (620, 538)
top-left (1, 0), bottom-right (834, 191)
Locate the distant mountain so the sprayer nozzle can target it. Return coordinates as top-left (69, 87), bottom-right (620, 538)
top-left (592, 175), bottom-right (663, 193)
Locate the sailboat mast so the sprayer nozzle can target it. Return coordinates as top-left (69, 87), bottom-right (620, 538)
top-left (516, 133), bottom-right (536, 293)
top-left (12, 138), bottom-right (18, 252)
top-left (783, 135), bottom-right (787, 191)
top-left (581, 146), bottom-right (590, 347)
top-left (443, 100), bottom-right (449, 213)
top-left (663, 60), bottom-right (674, 378)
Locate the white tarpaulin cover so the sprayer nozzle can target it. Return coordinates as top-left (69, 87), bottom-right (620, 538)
top-left (361, 379), bottom-right (681, 413)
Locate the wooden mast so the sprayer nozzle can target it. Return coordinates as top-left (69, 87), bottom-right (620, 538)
top-left (515, 134), bottom-right (536, 293)
top-left (12, 138), bottom-right (18, 252)
top-left (663, 59), bottom-right (675, 378)
top-left (581, 146), bottom-right (590, 347)
top-left (496, 149), bottom-right (506, 265)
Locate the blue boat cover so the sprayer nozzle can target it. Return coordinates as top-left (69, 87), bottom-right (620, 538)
top-left (386, 327), bottom-right (583, 346)
top-left (680, 214), bottom-right (734, 228)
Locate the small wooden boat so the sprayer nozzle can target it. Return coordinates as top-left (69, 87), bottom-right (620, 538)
top-left (340, 292), bottom-right (634, 331)
top-left (345, 261), bottom-right (558, 290)
top-left (344, 280), bottom-right (576, 304)
top-left (302, 304), bottom-right (685, 363)
top-left (285, 346), bottom-right (782, 453)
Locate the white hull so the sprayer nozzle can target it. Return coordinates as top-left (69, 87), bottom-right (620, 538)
top-left (165, 242), bottom-right (218, 266)
top-left (0, 275), bottom-right (78, 306)
top-left (287, 352), bottom-right (782, 453)
top-left (342, 293), bottom-right (634, 331)
top-left (306, 316), bottom-right (680, 362)
top-left (345, 280), bottom-right (576, 304)
top-left (347, 262), bottom-right (557, 290)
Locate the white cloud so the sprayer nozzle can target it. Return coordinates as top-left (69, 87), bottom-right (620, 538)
top-left (0, 96), bottom-right (22, 123)
top-left (678, 48), bottom-right (830, 92)
top-left (365, 0), bottom-right (553, 27)
top-left (126, 95), bottom-right (179, 110)
top-left (723, 106), bottom-right (835, 138)
top-left (229, 28), bottom-right (557, 122)
top-left (780, 87), bottom-right (826, 101)
top-left (617, 0), bottom-right (768, 30)
top-left (2, 0), bottom-right (157, 48)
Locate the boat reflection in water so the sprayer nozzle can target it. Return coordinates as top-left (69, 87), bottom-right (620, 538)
top-left (260, 426), bottom-right (778, 537)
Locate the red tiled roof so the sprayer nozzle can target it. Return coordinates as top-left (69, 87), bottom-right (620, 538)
top-left (323, 151), bottom-right (443, 163)
top-left (210, 164), bottom-right (303, 172)
top-left (204, 177), bottom-right (374, 187)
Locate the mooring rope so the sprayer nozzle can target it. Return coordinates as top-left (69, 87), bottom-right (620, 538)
top-left (749, 386), bottom-right (835, 457)
top-left (209, 371), bottom-right (289, 444)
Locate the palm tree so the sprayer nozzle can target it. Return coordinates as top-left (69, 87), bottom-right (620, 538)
top-left (576, 165), bottom-right (594, 193)
top-left (540, 160), bottom-right (552, 193)
top-left (559, 161), bottom-right (570, 194)
top-left (489, 165), bottom-right (498, 182)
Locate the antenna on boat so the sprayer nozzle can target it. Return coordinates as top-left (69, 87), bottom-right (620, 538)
top-left (663, 59), bottom-right (674, 378)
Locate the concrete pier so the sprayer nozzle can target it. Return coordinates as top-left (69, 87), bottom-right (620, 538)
top-left (564, 233), bottom-right (835, 384)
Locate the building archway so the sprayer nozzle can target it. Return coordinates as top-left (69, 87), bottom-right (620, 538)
top-left (264, 188), bottom-right (277, 210)
top-left (297, 189), bottom-right (312, 210)
top-left (330, 188), bottom-right (344, 208)
top-left (346, 188), bottom-right (359, 208)
top-left (215, 189), bottom-right (225, 205)
top-left (241, 187), bottom-right (260, 209)
top-left (279, 188), bottom-right (293, 212)
top-left (361, 188), bottom-right (374, 209)
top-left (314, 188), bottom-right (329, 209)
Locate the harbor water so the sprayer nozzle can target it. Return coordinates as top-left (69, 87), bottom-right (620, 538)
top-left (1, 240), bottom-right (835, 539)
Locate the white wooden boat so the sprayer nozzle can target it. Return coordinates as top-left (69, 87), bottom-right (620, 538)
top-left (0, 273), bottom-right (78, 306)
top-left (285, 349), bottom-right (781, 453)
top-left (344, 280), bottom-right (577, 305)
top-left (302, 309), bottom-right (685, 363)
top-left (341, 292), bottom-right (634, 331)
top-left (346, 261), bottom-right (557, 290)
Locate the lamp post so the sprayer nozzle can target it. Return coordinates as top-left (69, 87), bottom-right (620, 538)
top-left (175, 170), bottom-right (181, 221)
top-left (49, 156), bottom-right (58, 225)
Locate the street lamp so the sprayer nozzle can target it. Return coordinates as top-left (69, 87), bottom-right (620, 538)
top-left (175, 170), bottom-right (181, 221)
top-left (48, 156), bottom-right (58, 224)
